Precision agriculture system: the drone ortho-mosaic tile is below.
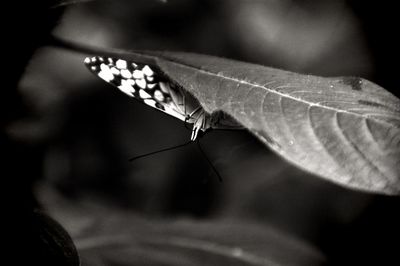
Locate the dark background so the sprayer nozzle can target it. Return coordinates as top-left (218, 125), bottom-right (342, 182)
top-left (5, 0), bottom-right (399, 265)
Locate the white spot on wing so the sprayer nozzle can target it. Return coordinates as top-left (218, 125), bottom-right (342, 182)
top-left (125, 79), bottom-right (135, 86)
top-left (136, 79), bottom-right (146, 89)
top-left (98, 64), bottom-right (114, 82)
top-left (111, 67), bottom-right (120, 75)
top-left (118, 79), bottom-right (135, 96)
top-left (142, 65), bottom-right (154, 76)
top-left (133, 70), bottom-right (144, 79)
top-left (147, 83), bottom-right (156, 89)
top-left (116, 59), bottom-right (127, 69)
top-left (84, 57), bottom-right (90, 64)
top-left (146, 76), bottom-right (154, 82)
top-left (139, 89), bottom-right (151, 99)
top-left (154, 90), bottom-right (164, 102)
top-left (144, 99), bottom-right (157, 107)
top-left (100, 63), bottom-right (109, 71)
top-left (91, 57), bottom-right (97, 62)
top-left (90, 66), bottom-right (97, 71)
top-left (120, 69), bottom-right (132, 79)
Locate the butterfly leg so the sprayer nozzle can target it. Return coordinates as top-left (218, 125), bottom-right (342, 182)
top-left (191, 111), bottom-right (206, 141)
top-left (191, 118), bottom-right (201, 141)
top-left (186, 106), bottom-right (202, 140)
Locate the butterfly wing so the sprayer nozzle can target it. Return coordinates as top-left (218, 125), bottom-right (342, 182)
top-left (84, 56), bottom-right (243, 140)
top-left (84, 56), bottom-right (193, 122)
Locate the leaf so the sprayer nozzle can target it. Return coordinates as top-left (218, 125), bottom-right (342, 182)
top-left (83, 48), bottom-right (400, 195)
top-left (33, 209), bottom-right (80, 266)
top-left (41, 192), bottom-right (325, 266)
top-left (76, 220), bottom-right (325, 266)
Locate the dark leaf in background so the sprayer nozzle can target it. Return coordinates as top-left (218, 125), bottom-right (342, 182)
top-left (77, 222), bottom-right (323, 266)
top-left (3, 0), bottom-right (72, 265)
top-left (39, 186), bottom-right (325, 266)
top-left (81, 50), bottom-right (400, 195)
top-left (33, 210), bottom-right (80, 266)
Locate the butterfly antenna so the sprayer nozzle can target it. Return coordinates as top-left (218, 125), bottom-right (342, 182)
top-left (129, 140), bottom-right (192, 161)
top-left (196, 139), bottom-right (223, 182)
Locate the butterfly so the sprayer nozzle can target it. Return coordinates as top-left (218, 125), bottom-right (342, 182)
top-left (84, 56), bottom-right (242, 141)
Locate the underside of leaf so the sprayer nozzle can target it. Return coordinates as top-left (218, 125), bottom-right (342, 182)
top-left (85, 49), bottom-right (400, 195)
top-left (149, 52), bottom-right (400, 195)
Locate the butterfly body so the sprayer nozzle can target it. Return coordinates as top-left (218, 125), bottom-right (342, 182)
top-left (84, 56), bottom-right (241, 140)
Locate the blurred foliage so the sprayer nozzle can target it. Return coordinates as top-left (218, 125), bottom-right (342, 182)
top-left (6, 0), bottom-right (400, 265)
top-left (37, 185), bottom-right (325, 265)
